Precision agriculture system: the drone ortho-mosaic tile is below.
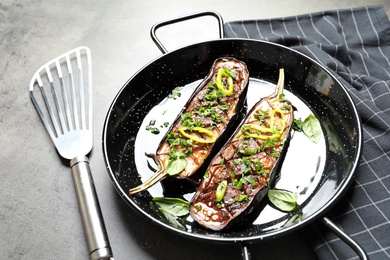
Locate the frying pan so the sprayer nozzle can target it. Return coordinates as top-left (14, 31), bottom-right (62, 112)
top-left (102, 12), bottom-right (365, 259)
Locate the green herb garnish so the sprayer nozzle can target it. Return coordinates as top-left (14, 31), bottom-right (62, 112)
top-left (151, 197), bottom-right (189, 231)
top-left (244, 176), bottom-right (257, 186)
top-left (293, 118), bottom-right (303, 131)
top-left (204, 89), bottom-right (224, 101)
top-left (166, 149), bottom-right (187, 176)
top-left (169, 87), bottom-right (183, 99)
top-left (293, 115), bottom-right (322, 143)
top-left (152, 197), bottom-right (190, 217)
top-left (233, 194), bottom-right (248, 202)
top-left (268, 189), bottom-right (298, 212)
top-left (302, 114), bottom-right (321, 143)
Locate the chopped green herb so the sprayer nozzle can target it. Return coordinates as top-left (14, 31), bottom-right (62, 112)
top-left (184, 147), bottom-right (193, 156)
top-left (254, 112), bottom-right (267, 123)
top-left (218, 103), bottom-right (229, 111)
top-left (240, 166), bottom-right (252, 175)
top-left (261, 138), bottom-right (276, 152)
top-left (204, 89), bottom-right (224, 101)
top-left (146, 119), bottom-right (160, 134)
top-left (222, 68), bottom-right (237, 79)
top-left (193, 204), bottom-right (201, 213)
top-left (146, 125), bottom-right (160, 134)
top-left (219, 158), bottom-right (224, 166)
top-left (244, 176), bottom-right (257, 186)
top-left (233, 178), bottom-right (243, 189)
top-left (242, 147), bottom-right (260, 155)
top-left (233, 195), bottom-right (248, 202)
top-left (278, 93), bottom-right (286, 100)
top-left (169, 87), bottom-right (183, 99)
top-left (181, 112), bottom-right (203, 129)
top-left (257, 168), bottom-right (270, 175)
top-left (208, 81), bottom-right (216, 89)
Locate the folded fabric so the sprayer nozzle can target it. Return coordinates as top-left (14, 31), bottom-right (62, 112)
top-left (224, 5), bottom-right (390, 260)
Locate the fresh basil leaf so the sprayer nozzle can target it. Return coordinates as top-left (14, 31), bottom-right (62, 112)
top-left (302, 114), bottom-right (321, 143)
top-left (152, 197), bottom-right (190, 217)
top-left (292, 118), bottom-right (303, 132)
top-left (268, 189), bottom-right (298, 212)
top-left (166, 149), bottom-right (187, 176)
top-left (150, 200), bottom-right (187, 231)
top-left (160, 210), bottom-right (187, 230)
top-left (284, 211), bottom-right (304, 227)
top-left (166, 157), bottom-right (187, 176)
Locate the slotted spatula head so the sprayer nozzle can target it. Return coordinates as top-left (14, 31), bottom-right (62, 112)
top-left (29, 46), bottom-right (92, 160)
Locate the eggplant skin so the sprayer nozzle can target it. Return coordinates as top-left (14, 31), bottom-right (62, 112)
top-left (190, 74), bottom-right (294, 231)
top-left (155, 57), bottom-right (249, 182)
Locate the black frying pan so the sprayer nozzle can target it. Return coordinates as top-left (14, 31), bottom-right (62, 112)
top-left (102, 12), bottom-right (364, 259)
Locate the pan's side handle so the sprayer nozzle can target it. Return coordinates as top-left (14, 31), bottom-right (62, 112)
top-left (150, 11), bottom-right (224, 54)
top-left (322, 217), bottom-right (368, 260)
top-left (241, 243), bottom-right (251, 260)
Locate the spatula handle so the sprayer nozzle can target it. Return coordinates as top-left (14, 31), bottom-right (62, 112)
top-left (71, 156), bottom-right (114, 260)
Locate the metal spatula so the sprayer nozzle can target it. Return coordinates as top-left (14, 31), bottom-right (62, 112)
top-left (29, 46), bottom-right (114, 260)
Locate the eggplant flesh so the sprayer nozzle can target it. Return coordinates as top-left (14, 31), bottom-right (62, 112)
top-left (190, 69), bottom-right (294, 230)
top-left (130, 57), bottom-right (249, 194)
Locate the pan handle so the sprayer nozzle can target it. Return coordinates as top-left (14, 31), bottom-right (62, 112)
top-left (241, 244), bottom-right (251, 260)
top-left (239, 217), bottom-right (368, 260)
top-left (150, 11), bottom-right (224, 54)
top-left (322, 216), bottom-right (368, 260)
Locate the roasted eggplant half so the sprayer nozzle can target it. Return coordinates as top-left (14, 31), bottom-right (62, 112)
top-left (130, 57), bottom-right (249, 194)
top-left (190, 69), bottom-right (294, 230)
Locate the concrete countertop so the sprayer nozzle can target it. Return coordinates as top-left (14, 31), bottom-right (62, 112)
top-left (1, 1), bottom-right (389, 259)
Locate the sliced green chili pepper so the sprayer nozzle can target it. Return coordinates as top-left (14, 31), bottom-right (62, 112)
top-left (216, 180), bottom-right (228, 202)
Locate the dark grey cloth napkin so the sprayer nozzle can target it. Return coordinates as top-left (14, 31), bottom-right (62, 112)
top-left (224, 5), bottom-right (390, 260)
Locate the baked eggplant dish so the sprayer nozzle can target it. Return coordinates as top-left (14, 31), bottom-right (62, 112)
top-left (190, 68), bottom-right (294, 230)
top-left (130, 57), bottom-right (250, 194)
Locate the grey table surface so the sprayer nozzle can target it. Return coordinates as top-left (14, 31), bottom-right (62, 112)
top-left (1, 1), bottom-right (389, 259)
